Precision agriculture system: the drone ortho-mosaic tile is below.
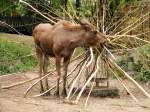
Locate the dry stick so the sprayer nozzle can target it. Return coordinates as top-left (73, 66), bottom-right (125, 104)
top-left (135, 30), bottom-right (150, 36)
top-left (60, 7), bottom-right (76, 23)
top-left (106, 7), bottom-right (139, 34)
top-left (0, 21), bottom-right (22, 34)
top-left (107, 54), bottom-right (150, 98)
top-left (110, 17), bottom-right (149, 42)
top-left (73, 56), bottom-right (100, 104)
top-left (110, 35), bottom-right (150, 44)
top-left (32, 57), bottom-right (86, 97)
top-left (84, 76), bottom-right (96, 107)
top-left (115, 12), bottom-right (150, 35)
top-left (71, 51), bottom-right (87, 62)
top-left (86, 47), bottom-right (93, 67)
top-left (104, 46), bottom-right (116, 60)
top-left (24, 52), bottom-right (86, 97)
top-left (67, 73), bottom-right (85, 99)
top-left (66, 57), bottom-right (90, 100)
top-left (24, 71), bottom-right (55, 97)
top-left (123, 17), bottom-right (149, 35)
top-left (69, 61), bottom-right (87, 99)
top-left (106, 60), bottom-right (138, 102)
top-left (2, 76), bottom-right (39, 89)
top-left (107, 60), bottom-right (150, 108)
top-left (0, 72), bottom-right (23, 78)
top-left (19, 0), bottom-right (56, 24)
top-left (37, 5), bottom-right (60, 21)
top-left (1, 51), bottom-right (85, 94)
top-left (102, 1), bottom-right (106, 34)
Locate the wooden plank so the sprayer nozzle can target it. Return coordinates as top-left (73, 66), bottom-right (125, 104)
top-left (72, 87), bottom-right (119, 97)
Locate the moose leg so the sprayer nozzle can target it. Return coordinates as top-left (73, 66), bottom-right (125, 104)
top-left (55, 57), bottom-right (61, 97)
top-left (43, 55), bottom-right (50, 96)
top-left (36, 47), bottom-right (44, 93)
top-left (62, 56), bottom-right (71, 97)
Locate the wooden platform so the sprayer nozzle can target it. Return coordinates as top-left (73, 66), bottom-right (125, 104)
top-left (72, 86), bottom-right (119, 97)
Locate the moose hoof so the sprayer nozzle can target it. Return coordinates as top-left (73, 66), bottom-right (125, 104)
top-left (44, 91), bottom-right (51, 96)
top-left (62, 91), bottom-right (67, 97)
top-left (40, 90), bottom-right (44, 94)
top-left (54, 91), bottom-right (60, 97)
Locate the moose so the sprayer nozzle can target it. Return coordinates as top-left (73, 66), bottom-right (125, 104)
top-left (33, 19), bottom-right (106, 97)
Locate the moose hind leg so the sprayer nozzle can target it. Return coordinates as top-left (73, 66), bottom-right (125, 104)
top-left (36, 48), bottom-right (44, 93)
top-left (43, 55), bottom-right (50, 96)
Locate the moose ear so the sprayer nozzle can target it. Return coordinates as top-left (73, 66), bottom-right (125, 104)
top-left (78, 18), bottom-right (91, 31)
top-left (78, 18), bottom-right (88, 25)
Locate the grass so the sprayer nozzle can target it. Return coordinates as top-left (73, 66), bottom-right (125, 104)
top-left (0, 33), bottom-right (85, 75)
top-left (0, 33), bottom-right (37, 75)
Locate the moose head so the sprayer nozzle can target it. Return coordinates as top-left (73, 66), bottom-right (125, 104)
top-left (79, 18), bottom-right (107, 46)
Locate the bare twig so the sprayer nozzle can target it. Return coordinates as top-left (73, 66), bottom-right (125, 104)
top-left (1, 76), bottom-right (39, 89)
top-left (115, 13), bottom-right (150, 35)
top-left (0, 21), bottom-right (22, 34)
top-left (73, 56), bottom-right (100, 104)
top-left (108, 56), bottom-right (150, 98)
top-left (84, 76), bottom-right (95, 107)
top-left (24, 70), bottom-right (55, 97)
top-left (66, 57), bottom-right (90, 100)
top-left (32, 56), bottom-right (87, 97)
top-left (19, 0), bottom-right (56, 24)
top-left (86, 47), bottom-right (94, 67)
top-left (106, 60), bottom-right (138, 102)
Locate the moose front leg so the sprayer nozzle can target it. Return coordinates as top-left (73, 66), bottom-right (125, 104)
top-left (55, 57), bottom-right (61, 97)
top-left (62, 56), bottom-right (71, 97)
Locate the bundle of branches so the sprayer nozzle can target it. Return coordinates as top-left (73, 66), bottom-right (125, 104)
top-left (1, 0), bottom-right (150, 107)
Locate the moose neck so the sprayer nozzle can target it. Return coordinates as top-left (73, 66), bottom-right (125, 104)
top-left (69, 30), bottom-right (88, 49)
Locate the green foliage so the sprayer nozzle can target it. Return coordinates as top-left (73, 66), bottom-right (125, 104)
top-left (135, 68), bottom-right (150, 82)
top-left (0, 39), bottom-right (37, 75)
top-left (0, 0), bottom-right (27, 16)
top-left (73, 47), bottom-right (85, 58)
top-left (117, 55), bottom-right (129, 71)
top-left (117, 44), bottom-right (150, 82)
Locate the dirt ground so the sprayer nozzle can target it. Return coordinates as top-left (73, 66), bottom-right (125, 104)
top-left (0, 72), bottom-right (150, 112)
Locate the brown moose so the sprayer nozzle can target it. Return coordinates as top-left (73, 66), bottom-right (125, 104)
top-left (33, 19), bottom-right (106, 97)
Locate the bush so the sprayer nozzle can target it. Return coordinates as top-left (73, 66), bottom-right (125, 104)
top-left (135, 68), bottom-right (150, 82)
top-left (117, 44), bottom-right (150, 82)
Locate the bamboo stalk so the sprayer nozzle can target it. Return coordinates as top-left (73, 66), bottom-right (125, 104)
top-left (19, 0), bottom-right (56, 24)
top-left (32, 58), bottom-right (86, 97)
top-left (106, 7), bottom-right (139, 34)
top-left (84, 77), bottom-right (95, 107)
top-left (66, 57), bottom-right (90, 100)
top-left (109, 35), bottom-right (150, 44)
top-left (115, 12), bottom-right (150, 35)
top-left (86, 47), bottom-right (94, 67)
top-left (106, 60), bottom-right (138, 102)
top-left (73, 56), bottom-right (100, 104)
top-left (24, 71), bottom-right (55, 97)
top-left (1, 76), bottom-right (39, 89)
top-left (24, 52), bottom-right (86, 97)
top-left (0, 21), bottom-right (21, 34)
top-left (69, 62), bottom-right (87, 99)
top-left (108, 57), bottom-right (150, 98)
top-left (104, 47), bottom-right (150, 98)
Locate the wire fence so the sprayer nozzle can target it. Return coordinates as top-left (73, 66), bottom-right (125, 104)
top-left (0, 15), bottom-right (41, 35)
